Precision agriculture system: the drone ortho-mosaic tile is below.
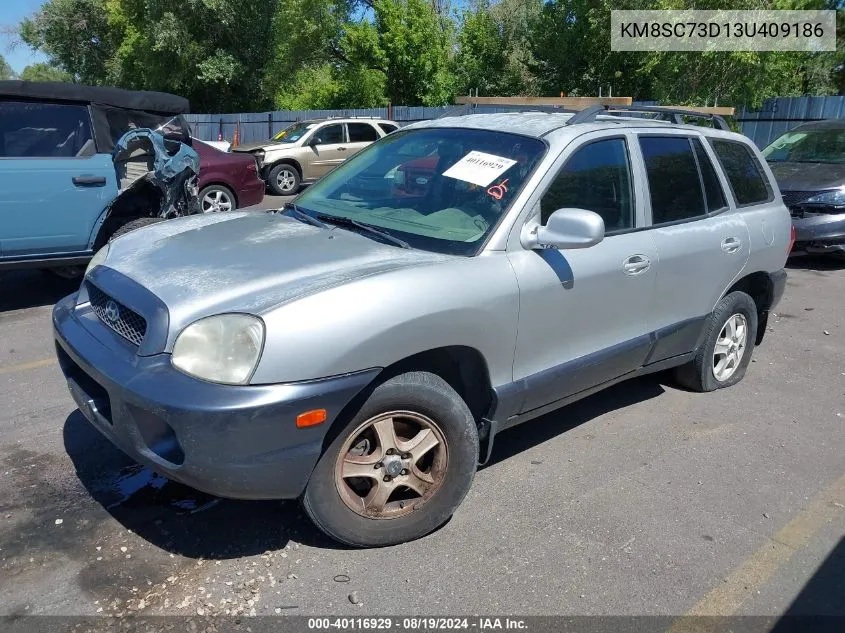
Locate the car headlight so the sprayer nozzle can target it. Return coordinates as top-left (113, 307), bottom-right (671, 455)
top-left (85, 244), bottom-right (109, 278)
top-left (802, 187), bottom-right (845, 207)
top-left (254, 149), bottom-right (265, 167)
top-left (172, 314), bottom-right (265, 385)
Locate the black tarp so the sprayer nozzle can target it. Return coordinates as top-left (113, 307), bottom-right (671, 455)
top-left (0, 81), bottom-right (189, 114)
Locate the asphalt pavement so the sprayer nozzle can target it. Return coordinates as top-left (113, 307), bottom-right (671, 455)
top-left (0, 255), bottom-right (843, 618)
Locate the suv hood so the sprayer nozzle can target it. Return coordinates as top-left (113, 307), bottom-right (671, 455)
top-left (104, 211), bottom-right (450, 331)
top-left (768, 161), bottom-right (845, 192)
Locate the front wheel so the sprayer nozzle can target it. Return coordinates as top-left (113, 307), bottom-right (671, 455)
top-left (199, 185), bottom-right (236, 213)
top-left (267, 164), bottom-right (300, 196)
top-left (302, 371), bottom-right (478, 547)
top-left (673, 291), bottom-right (758, 392)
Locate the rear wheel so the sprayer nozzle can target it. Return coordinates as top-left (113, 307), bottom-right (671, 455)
top-left (302, 371), bottom-right (478, 547)
top-left (673, 291), bottom-right (758, 392)
top-left (268, 164), bottom-right (300, 196)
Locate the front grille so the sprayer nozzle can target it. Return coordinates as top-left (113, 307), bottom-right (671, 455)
top-left (781, 190), bottom-right (816, 209)
top-left (87, 283), bottom-right (147, 346)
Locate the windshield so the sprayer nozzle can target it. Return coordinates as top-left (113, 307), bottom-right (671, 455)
top-left (271, 121), bottom-right (316, 143)
top-left (294, 127), bottom-right (546, 255)
top-left (762, 128), bottom-right (845, 164)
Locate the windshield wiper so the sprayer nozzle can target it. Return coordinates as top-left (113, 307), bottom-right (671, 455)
top-left (283, 202), bottom-right (328, 228)
top-left (315, 214), bottom-right (410, 249)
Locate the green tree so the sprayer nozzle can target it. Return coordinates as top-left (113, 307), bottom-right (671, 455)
top-left (19, 62), bottom-right (73, 82)
top-left (20, 0), bottom-right (115, 85)
top-left (0, 55), bottom-right (14, 80)
top-left (21, 0), bottom-right (278, 111)
top-left (372, 0), bottom-right (454, 105)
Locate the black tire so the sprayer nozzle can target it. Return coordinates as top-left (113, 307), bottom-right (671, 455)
top-left (267, 163), bottom-right (301, 196)
top-left (302, 371), bottom-right (479, 547)
top-left (107, 217), bottom-right (164, 242)
top-left (198, 184), bottom-right (237, 213)
top-left (673, 291), bottom-right (758, 392)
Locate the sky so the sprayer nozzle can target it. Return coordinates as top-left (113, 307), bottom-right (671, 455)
top-left (1, 0), bottom-right (47, 72)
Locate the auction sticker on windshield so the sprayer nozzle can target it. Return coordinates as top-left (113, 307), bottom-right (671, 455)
top-left (443, 151), bottom-right (517, 187)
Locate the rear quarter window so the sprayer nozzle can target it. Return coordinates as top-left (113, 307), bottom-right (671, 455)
top-left (709, 139), bottom-right (773, 206)
top-left (0, 101), bottom-right (94, 158)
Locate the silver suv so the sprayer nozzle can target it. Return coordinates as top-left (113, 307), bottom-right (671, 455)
top-left (53, 106), bottom-right (791, 547)
top-left (233, 117), bottom-right (399, 195)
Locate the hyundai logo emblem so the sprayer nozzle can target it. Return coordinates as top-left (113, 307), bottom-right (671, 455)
top-left (104, 300), bottom-right (120, 323)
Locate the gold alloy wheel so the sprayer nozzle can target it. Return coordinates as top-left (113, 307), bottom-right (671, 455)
top-left (334, 410), bottom-right (449, 519)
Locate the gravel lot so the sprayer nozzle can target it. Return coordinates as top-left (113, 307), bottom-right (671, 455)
top-left (0, 254), bottom-right (842, 618)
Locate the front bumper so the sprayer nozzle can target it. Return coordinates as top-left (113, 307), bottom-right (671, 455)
top-left (53, 293), bottom-right (379, 500)
top-left (791, 211), bottom-right (845, 253)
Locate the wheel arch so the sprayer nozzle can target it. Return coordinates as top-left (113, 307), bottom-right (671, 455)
top-left (199, 181), bottom-right (239, 207)
top-left (265, 158), bottom-right (303, 179)
top-left (723, 271), bottom-right (774, 345)
top-left (321, 345), bottom-right (495, 458)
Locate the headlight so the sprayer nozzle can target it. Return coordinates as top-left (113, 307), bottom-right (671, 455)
top-left (85, 244), bottom-right (109, 277)
top-left (254, 150), bottom-right (265, 167)
top-left (802, 187), bottom-right (845, 207)
top-left (172, 314), bottom-right (265, 385)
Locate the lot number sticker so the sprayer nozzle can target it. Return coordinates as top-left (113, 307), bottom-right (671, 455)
top-left (443, 151), bottom-right (517, 187)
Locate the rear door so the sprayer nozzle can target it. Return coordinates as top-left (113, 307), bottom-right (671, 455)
top-left (305, 123), bottom-right (347, 178)
top-left (0, 100), bottom-right (118, 257)
top-left (635, 132), bottom-right (751, 360)
top-left (345, 122), bottom-right (381, 158)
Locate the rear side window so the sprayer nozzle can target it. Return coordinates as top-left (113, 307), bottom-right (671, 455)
top-left (0, 101), bottom-right (94, 158)
top-left (640, 136), bottom-right (705, 224)
top-left (692, 138), bottom-right (727, 212)
top-left (541, 138), bottom-right (634, 232)
top-left (710, 139), bottom-right (772, 206)
top-left (347, 123), bottom-right (379, 142)
top-left (378, 123), bottom-right (399, 134)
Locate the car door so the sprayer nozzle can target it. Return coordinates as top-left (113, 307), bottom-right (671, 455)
top-left (305, 123), bottom-right (348, 179)
top-left (0, 100), bottom-right (118, 257)
top-left (635, 133), bottom-right (751, 361)
top-left (508, 134), bottom-right (659, 415)
top-left (345, 122), bottom-right (380, 158)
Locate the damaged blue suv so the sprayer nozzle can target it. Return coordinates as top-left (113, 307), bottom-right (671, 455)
top-left (0, 81), bottom-right (199, 278)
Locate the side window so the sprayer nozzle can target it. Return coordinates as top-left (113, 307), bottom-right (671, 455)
top-left (378, 123), bottom-right (399, 134)
top-left (0, 101), bottom-right (94, 158)
top-left (540, 138), bottom-right (634, 232)
top-left (348, 123), bottom-right (379, 142)
top-left (640, 136), bottom-right (705, 224)
top-left (710, 139), bottom-right (773, 206)
top-left (314, 124), bottom-right (344, 145)
top-left (692, 138), bottom-right (727, 212)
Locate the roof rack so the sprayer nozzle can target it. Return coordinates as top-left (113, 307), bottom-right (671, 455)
top-left (567, 104), bottom-right (730, 130)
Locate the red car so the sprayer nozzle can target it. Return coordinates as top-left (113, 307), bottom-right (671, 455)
top-left (194, 140), bottom-right (265, 212)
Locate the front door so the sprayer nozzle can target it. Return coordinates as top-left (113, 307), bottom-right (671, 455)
top-left (509, 136), bottom-right (658, 414)
top-left (0, 100), bottom-right (118, 257)
top-left (306, 123), bottom-right (348, 179)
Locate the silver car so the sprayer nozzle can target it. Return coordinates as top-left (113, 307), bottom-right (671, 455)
top-left (53, 107), bottom-right (791, 547)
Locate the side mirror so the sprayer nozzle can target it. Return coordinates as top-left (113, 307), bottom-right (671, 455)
top-left (522, 208), bottom-right (605, 250)
top-left (309, 136), bottom-right (323, 147)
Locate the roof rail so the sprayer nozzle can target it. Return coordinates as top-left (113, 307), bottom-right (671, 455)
top-left (567, 104), bottom-right (730, 130)
top-left (437, 103), bottom-right (578, 119)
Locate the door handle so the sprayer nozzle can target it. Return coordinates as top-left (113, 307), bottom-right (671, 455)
top-left (721, 237), bottom-right (742, 253)
top-left (72, 175), bottom-right (107, 187)
top-left (622, 254), bottom-right (650, 275)
top-left (337, 147), bottom-right (347, 151)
